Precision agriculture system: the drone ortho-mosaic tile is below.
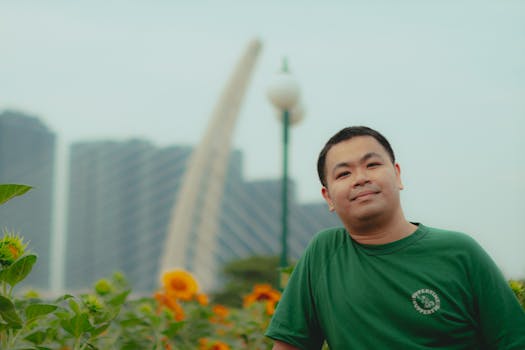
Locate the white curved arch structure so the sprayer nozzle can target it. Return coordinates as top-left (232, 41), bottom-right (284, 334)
top-left (160, 39), bottom-right (262, 291)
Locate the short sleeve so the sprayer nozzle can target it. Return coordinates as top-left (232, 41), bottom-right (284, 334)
top-left (265, 242), bottom-right (325, 350)
top-left (468, 238), bottom-right (525, 348)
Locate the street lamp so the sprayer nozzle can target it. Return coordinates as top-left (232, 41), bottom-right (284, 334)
top-left (267, 59), bottom-right (304, 289)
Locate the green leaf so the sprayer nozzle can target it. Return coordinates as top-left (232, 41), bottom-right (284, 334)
top-left (161, 321), bottom-right (185, 337)
top-left (107, 290), bottom-right (130, 307)
top-left (119, 317), bottom-right (150, 327)
top-left (0, 184), bottom-right (32, 205)
top-left (24, 329), bottom-right (48, 344)
top-left (3, 254), bottom-right (37, 287)
top-left (55, 293), bottom-right (75, 302)
top-left (91, 322), bottom-right (110, 337)
top-left (25, 304), bottom-right (58, 322)
top-left (60, 313), bottom-right (93, 337)
top-left (0, 295), bottom-right (22, 327)
top-left (68, 298), bottom-right (81, 314)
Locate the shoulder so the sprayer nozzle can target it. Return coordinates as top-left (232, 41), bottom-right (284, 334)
top-left (419, 224), bottom-right (489, 258)
top-left (421, 224), bottom-right (480, 247)
top-left (298, 226), bottom-right (350, 272)
top-left (307, 226), bottom-right (350, 251)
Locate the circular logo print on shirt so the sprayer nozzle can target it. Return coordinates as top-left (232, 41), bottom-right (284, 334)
top-left (412, 289), bottom-right (440, 315)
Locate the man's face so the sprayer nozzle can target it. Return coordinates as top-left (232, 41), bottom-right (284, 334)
top-left (321, 136), bottom-right (403, 228)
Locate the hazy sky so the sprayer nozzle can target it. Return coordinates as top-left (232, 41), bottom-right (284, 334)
top-left (1, 1), bottom-right (524, 278)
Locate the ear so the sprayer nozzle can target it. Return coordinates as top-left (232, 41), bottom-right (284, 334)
top-left (321, 186), bottom-right (335, 212)
top-left (395, 163), bottom-right (404, 190)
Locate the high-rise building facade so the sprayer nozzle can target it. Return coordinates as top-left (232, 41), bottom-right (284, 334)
top-left (0, 110), bottom-right (56, 289)
top-left (65, 139), bottom-right (340, 292)
top-left (66, 140), bottom-right (192, 291)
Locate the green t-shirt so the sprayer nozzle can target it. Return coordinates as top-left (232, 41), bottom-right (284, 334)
top-left (265, 224), bottom-right (525, 349)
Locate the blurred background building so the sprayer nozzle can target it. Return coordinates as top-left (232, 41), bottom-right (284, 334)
top-left (65, 139), bottom-right (338, 292)
top-left (0, 110), bottom-right (56, 289)
top-left (65, 140), bottom-right (192, 291)
top-left (0, 110), bottom-right (339, 293)
top-left (0, 40), bottom-right (340, 294)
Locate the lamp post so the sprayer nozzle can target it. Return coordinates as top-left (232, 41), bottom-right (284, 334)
top-left (267, 59), bottom-right (303, 289)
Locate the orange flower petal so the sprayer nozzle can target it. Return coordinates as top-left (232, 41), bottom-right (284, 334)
top-left (161, 270), bottom-right (199, 301)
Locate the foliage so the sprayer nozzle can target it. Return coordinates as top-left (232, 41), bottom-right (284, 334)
top-left (212, 256), bottom-right (280, 307)
top-left (0, 184), bottom-right (32, 206)
top-left (509, 279), bottom-right (525, 309)
top-left (0, 184), bottom-right (277, 349)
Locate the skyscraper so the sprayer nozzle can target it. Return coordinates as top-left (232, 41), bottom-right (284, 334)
top-left (0, 110), bottom-right (56, 290)
top-left (66, 140), bottom-right (192, 291)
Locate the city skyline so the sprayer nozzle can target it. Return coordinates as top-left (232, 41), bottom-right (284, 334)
top-left (1, 1), bottom-right (524, 282)
top-left (1, 109), bottom-right (339, 292)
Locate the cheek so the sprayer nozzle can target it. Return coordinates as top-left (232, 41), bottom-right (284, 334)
top-left (332, 185), bottom-right (350, 204)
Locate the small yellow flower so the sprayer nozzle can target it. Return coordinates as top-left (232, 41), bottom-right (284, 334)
top-left (0, 231), bottom-right (28, 266)
top-left (161, 269), bottom-right (199, 301)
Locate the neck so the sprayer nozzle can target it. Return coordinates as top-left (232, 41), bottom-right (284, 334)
top-left (346, 214), bottom-right (417, 245)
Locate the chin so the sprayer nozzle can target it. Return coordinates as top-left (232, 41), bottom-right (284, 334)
top-left (352, 208), bottom-right (383, 222)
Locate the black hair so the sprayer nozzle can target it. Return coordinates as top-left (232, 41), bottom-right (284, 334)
top-left (317, 126), bottom-right (396, 187)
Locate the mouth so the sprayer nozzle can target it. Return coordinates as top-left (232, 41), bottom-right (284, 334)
top-left (351, 190), bottom-right (379, 201)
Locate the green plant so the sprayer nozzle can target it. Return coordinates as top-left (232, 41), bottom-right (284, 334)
top-left (0, 184), bottom-right (128, 349)
top-left (0, 184), bottom-right (276, 349)
top-left (509, 279), bottom-right (525, 309)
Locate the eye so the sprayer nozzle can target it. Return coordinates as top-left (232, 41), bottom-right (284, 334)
top-left (367, 162), bottom-right (381, 168)
top-left (335, 171), bottom-right (351, 179)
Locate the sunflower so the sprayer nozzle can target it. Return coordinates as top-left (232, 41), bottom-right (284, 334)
top-left (161, 269), bottom-right (199, 301)
top-left (210, 304), bottom-right (230, 324)
top-left (265, 299), bottom-right (277, 315)
top-left (199, 338), bottom-right (230, 350)
top-left (154, 292), bottom-right (185, 321)
top-left (243, 284), bottom-right (281, 306)
top-left (196, 293), bottom-right (209, 306)
top-left (243, 283), bottom-right (281, 315)
top-left (212, 304), bottom-right (229, 317)
top-left (0, 231), bottom-right (28, 266)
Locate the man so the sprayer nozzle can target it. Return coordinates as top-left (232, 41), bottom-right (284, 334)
top-left (265, 126), bottom-right (525, 349)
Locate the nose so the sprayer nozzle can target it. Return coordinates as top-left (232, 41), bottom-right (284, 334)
top-left (352, 168), bottom-right (369, 187)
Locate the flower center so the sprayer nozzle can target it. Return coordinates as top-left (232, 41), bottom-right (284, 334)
top-left (171, 279), bottom-right (187, 291)
top-left (256, 292), bottom-right (271, 301)
top-left (8, 245), bottom-right (19, 259)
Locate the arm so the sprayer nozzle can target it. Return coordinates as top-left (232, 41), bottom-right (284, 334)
top-left (272, 340), bottom-right (301, 350)
top-left (264, 239), bottom-right (325, 349)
